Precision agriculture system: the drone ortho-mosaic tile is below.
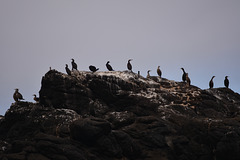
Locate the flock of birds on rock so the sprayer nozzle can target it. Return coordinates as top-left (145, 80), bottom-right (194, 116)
top-left (13, 58), bottom-right (230, 103)
top-left (65, 58), bottom-right (229, 89)
top-left (13, 89), bottom-right (40, 103)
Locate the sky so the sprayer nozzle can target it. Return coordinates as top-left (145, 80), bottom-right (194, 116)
top-left (0, 0), bottom-right (240, 115)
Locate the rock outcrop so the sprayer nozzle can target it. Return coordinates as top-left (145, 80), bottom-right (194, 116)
top-left (1, 70), bottom-right (240, 160)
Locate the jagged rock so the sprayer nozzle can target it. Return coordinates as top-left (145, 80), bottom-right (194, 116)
top-left (113, 130), bottom-right (142, 159)
top-left (105, 111), bottom-right (135, 129)
top-left (215, 131), bottom-right (240, 160)
top-left (35, 135), bottom-right (86, 160)
top-left (39, 70), bottom-right (92, 114)
top-left (1, 102), bottom-right (81, 138)
top-left (70, 117), bottom-right (111, 145)
top-left (27, 153), bottom-right (50, 160)
top-left (1, 70), bottom-right (240, 159)
top-left (95, 134), bottom-right (122, 158)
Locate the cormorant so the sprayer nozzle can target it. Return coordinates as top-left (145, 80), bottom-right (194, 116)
top-left (89, 65), bottom-right (99, 73)
top-left (13, 89), bottom-right (24, 102)
top-left (106, 61), bottom-right (114, 71)
top-left (127, 59), bottom-right (133, 72)
top-left (33, 94), bottom-right (40, 103)
top-left (181, 68), bottom-right (186, 82)
top-left (65, 64), bottom-right (71, 76)
top-left (224, 76), bottom-right (229, 88)
top-left (157, 66), bottom-right (162, 78)
top-left (186, 73), bottom-right (191, 86)
top-left (209, 76), bottom-right (215, 89)
top-left (71, 58), bottom-right (78, 71)
top-left (147, 70), bottom-right (151, 78)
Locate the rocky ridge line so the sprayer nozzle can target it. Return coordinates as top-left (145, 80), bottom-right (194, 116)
top-left (0, 70), bottom-right (240, 160)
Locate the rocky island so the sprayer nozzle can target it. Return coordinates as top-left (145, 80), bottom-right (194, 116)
top-left (1, 70), bottom-right (240, 160)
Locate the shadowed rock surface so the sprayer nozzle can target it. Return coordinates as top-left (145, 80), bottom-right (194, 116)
top-left (1, 70), bottom-right (240, 160)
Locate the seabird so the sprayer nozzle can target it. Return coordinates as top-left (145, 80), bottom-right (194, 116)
top-left (157, 66), bottom-right (162, 78)
top-left (224, 76), bottom-right (229, 88)
top-left (13, 89), bottom-right (24, 102)
top-left (89, 65), bottom-right (99, 73)
top-left (147, 70), bottom-right (151, 78)
top-left (209, 76), bottom-right (215, 89)
top-left (33, 94), bottom-right (40, 103)
top-left (186, 73), bottom-right (191, 86)
top-left (65, 64), bottom-right (71, 76)
top-left (71, 58), bottom-right (78, 71)
top-left (106, 61), bottom-right (114, 71)
top-left (181, 68), bottom-right (186, 82)
top-left (127, 59), bottom-right (133, 72)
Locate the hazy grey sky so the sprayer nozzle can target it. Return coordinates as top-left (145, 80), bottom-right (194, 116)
top-left (1, 0), bottom-right (240, 115)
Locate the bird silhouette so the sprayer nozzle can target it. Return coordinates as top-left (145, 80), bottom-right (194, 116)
top-left (71, 58), bottom-right (78, 71)
top-left (186, 73), bottom-right (191, 86)
top-left (147, 70), bottom-right (151, 78)
top-left (33, 94), bottom-right (40, 103)
top-left (181, 68), bottom-right (186, 82)
top-left (89, 65), bottom-right (99, 73)
top-left (65, 64), bottom-right (71, 75)
top-left (224, 76), bottom-right (229, 88)
top-left (127, 59), bottom-right (133, 72)
top-left (209, 76), bottom-right (215, 89)
top-left (157, 66), bottom-right (162, 78)
top-left (13, 89), bottom-right (24, 102)
top-left (106, 61), bottom-right (114, 71)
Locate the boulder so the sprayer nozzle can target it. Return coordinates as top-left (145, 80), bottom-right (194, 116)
top-left (70, 117), bottom-right (111, 145)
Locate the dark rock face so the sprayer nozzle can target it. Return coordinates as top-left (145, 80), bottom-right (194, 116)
top-left (1, 70), bottom-right (240, 160)
top-left (70, 117), bottom-right (112, 145)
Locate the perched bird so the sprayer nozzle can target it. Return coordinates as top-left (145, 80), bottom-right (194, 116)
top-left (157, 66), bottom-right (162, 78)
top-left (106, 61), bottom-right (114, 71)
top-left (89, 65), bottom-right (99, 73)
top-left (186, 73), bottom-right (191, 86)
top-left (224, 76), bottom-right (229, 88)
top-left (33, 94), bottom-right (40, 103)
top-left (209, 76), bottom-right (215, 89)
top-left (13, 89), bottom-right (24, 102)
top-left (65, 64), bottom-right (71, 76)
top-left (71, 58), bottom-right (78, 71)
top-left (147, 70), bottom-right (151, 78)
top-left (127, 59), bottom-right (133, 72)
top-left (181, 68), bottom-right (187, 82)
